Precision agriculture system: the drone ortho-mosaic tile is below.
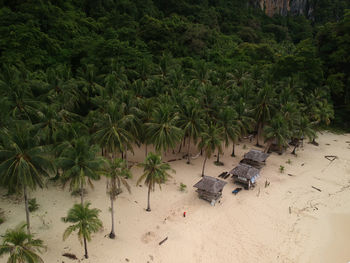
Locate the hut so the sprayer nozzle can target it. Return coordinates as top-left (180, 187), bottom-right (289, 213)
top-left (240, 149), bottom-right (269, 169)
top-left (229, 163), bottom-right (260, 189)
top-left (193, 176), bottom-right (227, 205)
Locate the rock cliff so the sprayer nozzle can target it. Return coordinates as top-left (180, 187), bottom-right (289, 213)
top-left (255, 0), bottom-right (313, 17)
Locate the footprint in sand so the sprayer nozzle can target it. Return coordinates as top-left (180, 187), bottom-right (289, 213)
top-left (141, 231), bottom-right (156, 244)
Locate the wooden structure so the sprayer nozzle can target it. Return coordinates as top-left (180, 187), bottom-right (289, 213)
top-left (229, 163), bottom-right (260, 189)
top-left (193, 176), bottom-right (227, 205)
top-left (240, 149), bottom-right (269, 169)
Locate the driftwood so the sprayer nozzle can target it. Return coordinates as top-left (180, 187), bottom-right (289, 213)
top-left (167, 158), bottom-right (182, 162)
top-left (287, 174), bottom-right (295, 177)
top-left (312, 186), bottom-right (322, 192)
top-left (62, 253), bottom-right (78, 260)
top-left (324, 155), bottom-right (337, 162)
top-left (159, 237), bottom-right (168, 245)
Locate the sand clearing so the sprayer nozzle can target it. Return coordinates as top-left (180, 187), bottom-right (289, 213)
top-left (1, 131), bottom-right (350, 263)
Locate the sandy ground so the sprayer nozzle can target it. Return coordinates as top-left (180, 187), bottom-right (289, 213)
top-left (1, 131), bottom-right (350, 263)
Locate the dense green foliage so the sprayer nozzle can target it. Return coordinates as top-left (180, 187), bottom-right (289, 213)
top-left (0, 2), bottom-right (348, 259)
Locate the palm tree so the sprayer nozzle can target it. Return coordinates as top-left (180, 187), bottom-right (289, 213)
top-left (0, 65), bottom-right (44, 122)
top-left (263, 114), bottom-right (291, 154)
top-left (254, 84), bottom-right (276, 147)
top-left (217, 106), bottom-right (240, 162)
top-left (57, 137), bottom-right (105, 205)
top-left (92, 100), bottom-right (134, 159)
top-left (0, 123), bottom-right (54, 235)
top-left (137, 98), bottom-right (155, 157)
top-left (189, 60), bottom-right (212, 87)
top-left (199, 123), bottom-right (224, 176)
top-left (177, 99), bottom-right (205, 164)
top-left (146, 103), bottom-right (183, 154)
top-left (291, 116), bottom-right (316, 155)
top-left (105, 158), bottom-right (131, 239)
top-left (62, 202), bottom-right (102, 259)
top-left (137, 153), bottom-right (174, 212)
top-left (0, 224), bottom-right (46, 263)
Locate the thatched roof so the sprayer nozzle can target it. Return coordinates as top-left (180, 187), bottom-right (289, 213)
top-left (243, 149), bottom-right (269, 162)
top-left (229, 163), bottom-right (259, 179)
top-left (193, 176), bottom-right (227, 194)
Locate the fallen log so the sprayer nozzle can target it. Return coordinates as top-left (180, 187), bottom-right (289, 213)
top-left (159, 237), bottom-right (168, 245)
top-left (312, 186), bottom-right (322, 192)
top-left (62, 253), bottom-right (78, 260)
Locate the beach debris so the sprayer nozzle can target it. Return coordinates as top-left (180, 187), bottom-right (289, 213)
top-left (232, 187), bottom-right (242, 195)
top-left (287, 174), bottom-right (295, 177)
top-left (301, 163), bottom-right (305, 166)
top-left (62, 253), bottom-right (78, 260)
top-left (125, 258), bottom-right (130, 262)
top-left (324, 155), bottom-right (337, 162)
top-left (167, 158), bottom-right (181, 162)
top-left (183, 211), bottom-right (186, 217)
top-left (265, 180), bottom-right (270, 188)
top-left (312, 186), bottom-right (322, 192)
top-left (159, 237), bottom-right (168, 245)
top-left (218, 171), bottom-right (227, 178)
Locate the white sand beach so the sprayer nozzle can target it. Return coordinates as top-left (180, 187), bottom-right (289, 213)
top-left (1, 131), bottom-right (350, 263)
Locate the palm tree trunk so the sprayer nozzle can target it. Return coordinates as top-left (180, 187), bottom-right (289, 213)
top-left (264, 140), bottom-right (272, 153)
top-left (186, 137), bottom-right (191, 164)
top-left (80, 180), bottom-right (84, 205)
top-left (124, 145), bottom-right (128, 168)
top-left (109, 195), bottom-right (115, 239)
top-left (231, 143), bottom-right (235, 157)
top-left (23, 185), bottom-right (31, 235)
top-left (177, 142), bottom-right (182, 153)
top-left (256, 122), bottom-right (262, 147)
top-left (216, 150), bottom-right (220, 163)
top-left (146, 186), bottom-right (151, 212)
top-left (201, 155), bottom-right (207, 177)
top-left (145, 144), bottom-right (148, 157)
top-left (291, 144), bottom-right (297, 155)
top-left (83, 237), bottom-right (88, 258)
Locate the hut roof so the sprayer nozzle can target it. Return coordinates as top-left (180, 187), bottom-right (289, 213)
top-left (193, 176), bottom-right (227, 194)
top-left (229, 163), bottom-right (259, 179)
top-left (243, 149), bottom-right (269, 162)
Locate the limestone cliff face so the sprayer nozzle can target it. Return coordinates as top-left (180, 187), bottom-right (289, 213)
top-left (256, 0), bottom-right (312, 17)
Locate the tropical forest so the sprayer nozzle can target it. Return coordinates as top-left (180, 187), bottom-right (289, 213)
top-left (0, 0), bottom-right (350, 262)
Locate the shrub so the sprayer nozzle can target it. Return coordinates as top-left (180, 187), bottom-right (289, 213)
top-left (29, 198), bottom-right (39, 212)
top-left (179, 183), bottom-right (187, 192)
top-left (279, 165), bottom-right (285, 173)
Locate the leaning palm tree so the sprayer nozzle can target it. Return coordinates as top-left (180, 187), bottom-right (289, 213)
top-left (0, 123), bottom-right (55, 235)
top-left (62, 202), bottom-right (102, 259)
top-left (199, 123), bottom-right (224, 176)
top-left (137, 153), bottom-right (174, 212)
top-left (0, 224), bottom-right (46, 263)
top-left (105, 158), bottom-right (131, 239)
top-left (57, 137), bottom-right (105, 205)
